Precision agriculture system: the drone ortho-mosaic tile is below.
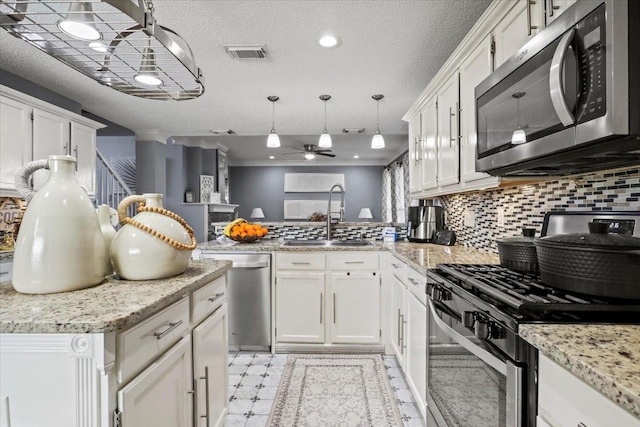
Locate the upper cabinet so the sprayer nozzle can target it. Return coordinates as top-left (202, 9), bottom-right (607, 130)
top-left (405, 0), bottom-right (551, 198)
top-left (493, 0), bottom-right (545, 68)
top-left (545, 0), bottom-right (577, 25)
top-left (0, 85), bottom-right (104, 198)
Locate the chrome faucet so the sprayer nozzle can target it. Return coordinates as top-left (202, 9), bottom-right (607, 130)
top-left (326, 183), bottom-right (345, 240)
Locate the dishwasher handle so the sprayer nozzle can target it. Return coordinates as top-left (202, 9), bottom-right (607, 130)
top-left (230, 261), bottom-right (269, 269)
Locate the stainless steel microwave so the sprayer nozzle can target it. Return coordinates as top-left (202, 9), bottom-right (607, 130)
top-left (475, 0), bottom-right (640, 177)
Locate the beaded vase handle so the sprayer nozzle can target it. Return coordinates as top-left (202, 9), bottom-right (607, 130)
top-left (117, 195), bottom-right (197, 251)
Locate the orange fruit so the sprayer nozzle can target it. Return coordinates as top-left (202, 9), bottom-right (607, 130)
top-left (253, 224), bottom-right (261, 230)
top-left (260, 227), bottom-right (268, 235)
top-left (232, 225), bottom-right (241, 233)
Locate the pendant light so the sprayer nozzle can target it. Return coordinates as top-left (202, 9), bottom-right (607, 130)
top-left (318, 95), bottom-right (332, 148)
top-left (134, 43), bottom-right (163, 87)
top-left (267, 96), bottom-right (281, 148)
top-left (371, 94), bottom-right (385, 149)
top-left (511, 92), bottom-right (527, 145)
top-left (57, 1), bottom-right (101, 42)
top-left (1, 0), bottom-right (204, 100)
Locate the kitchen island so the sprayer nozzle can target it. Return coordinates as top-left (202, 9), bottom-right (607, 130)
top-left (0, 259), bottom-right (232, 427)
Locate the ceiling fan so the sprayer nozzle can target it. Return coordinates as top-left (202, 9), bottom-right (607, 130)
top-left (283, 144), bottom-right (336, 159)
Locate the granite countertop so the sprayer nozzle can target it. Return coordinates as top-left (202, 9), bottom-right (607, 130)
top-left (197, 239), bottom-right (500, 270)
top-left (0, 260), bottom-right (232, 334)
top-left (520, 324), bottom-right (640, 418)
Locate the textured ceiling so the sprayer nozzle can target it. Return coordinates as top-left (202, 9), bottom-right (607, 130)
top-left (0, 0), bottom-right (492, 165)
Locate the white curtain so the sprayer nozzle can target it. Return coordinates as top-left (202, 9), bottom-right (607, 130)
top-left (382, 152), bottom-right (409, 223)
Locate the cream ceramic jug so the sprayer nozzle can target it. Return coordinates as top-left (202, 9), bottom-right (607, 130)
top-left (12, 155), bottom-right (106, 294)
top-left (110, 193), bottom-right (196, 280)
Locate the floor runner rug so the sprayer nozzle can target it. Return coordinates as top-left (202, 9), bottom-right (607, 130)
top-left (267, 354), bottom-right (403, 427)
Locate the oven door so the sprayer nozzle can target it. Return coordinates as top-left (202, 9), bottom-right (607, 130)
top-left (426, 296), bottom-right (523, 427)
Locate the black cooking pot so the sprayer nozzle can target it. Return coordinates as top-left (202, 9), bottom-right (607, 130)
top-left (497, 228), bottom-right (538, 273)
top-left (534, 222), bottom-right (640, 299)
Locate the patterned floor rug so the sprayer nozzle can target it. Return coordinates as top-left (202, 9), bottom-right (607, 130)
top-left (267, 354), bottom-right (403, 427)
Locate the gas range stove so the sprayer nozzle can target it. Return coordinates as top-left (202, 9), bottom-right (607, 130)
top-left (434, 263), bottom-right (640, 324)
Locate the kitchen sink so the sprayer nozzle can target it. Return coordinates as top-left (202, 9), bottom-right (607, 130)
top-left (281, 240), bottom-right (375, 247)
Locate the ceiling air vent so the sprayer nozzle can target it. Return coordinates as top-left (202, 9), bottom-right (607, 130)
top-left (224, 45), bottom-right (267, 59)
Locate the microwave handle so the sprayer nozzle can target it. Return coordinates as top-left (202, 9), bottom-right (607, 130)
top-left (427, 297), bottom-right (507, 375)
top-left (549, 29), bottom-right (576, 126)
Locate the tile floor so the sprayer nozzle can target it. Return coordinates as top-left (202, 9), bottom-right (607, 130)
top-left (225, 352), bottom-right (426, 427)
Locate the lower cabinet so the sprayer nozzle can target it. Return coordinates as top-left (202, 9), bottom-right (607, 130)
top-left (0, 275), bottom-right (229, 427)
top-left (405, 291), bottom-right (427, 413)
top-left (275, 252), bottom-right (381, 348)
top-left (390, 274), bottom-right (407, 365)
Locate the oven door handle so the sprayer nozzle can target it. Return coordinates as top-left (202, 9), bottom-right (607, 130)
top-left (549, 29), bottom-right (576, 127)
top-left (428, 297), bottom-right (507, 375)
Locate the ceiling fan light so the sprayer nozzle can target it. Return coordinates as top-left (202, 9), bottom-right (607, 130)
top-left (57, 2), bottom-right (101, 41)
top-left (304, 153), bottom-right (316, 160)
top-left (267, 131), bottom-right (281, 148)
top-left (371, 132), bottom-right (385, 149)
top-left (134, 47), bottom-right (163, 86)
top-left (318, 131), bottom-right (332, 148)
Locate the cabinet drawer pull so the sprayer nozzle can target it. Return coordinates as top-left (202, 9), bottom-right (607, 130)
top-left (320, 293), bottom-right (323, 324)
top-left (344, 261), bottom-right (364, 264)
top-left (208, 293), bottom-right (224, 303)
top-left (199, 366), bottom-right (210, 427)
top-left (577, 423), bottom-right (587, 427)
top-left (333, 293), bottom-right (336, 324)
top-left (407, 277), bottom-right (419, 285)
top-left (292, 262), bottom-right (311, 265)
top-left (391, 263), bottom-right (400, 269)
top-left (153, 320), bottom-right (183, 340)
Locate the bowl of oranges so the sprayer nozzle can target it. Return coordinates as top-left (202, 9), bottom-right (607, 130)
top-left (223, 218), bottom-right (268, 243)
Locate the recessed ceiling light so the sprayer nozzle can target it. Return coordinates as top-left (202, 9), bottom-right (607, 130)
top-left (269, 156), bottom-right (275, 159)
top-left (354, 155), bottom-right (360, 159)
top-left (318, 35), bottom-right (340, 48)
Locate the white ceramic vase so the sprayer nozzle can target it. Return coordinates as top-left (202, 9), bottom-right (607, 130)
top-left (96, 204), bottom-right (116, 276)
top-left (12, 155), bottom-right (106, 294)
top-left (110, 193), bottom-right (193, 280)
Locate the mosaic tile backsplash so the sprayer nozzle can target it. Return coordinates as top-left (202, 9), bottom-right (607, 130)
top-left (441, 166), bottom-right (640, 254)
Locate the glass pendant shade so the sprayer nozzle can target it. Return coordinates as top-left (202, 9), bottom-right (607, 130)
top-left (318, 131), bottom-right (332, 148)
top-left (134, 47), bottom-right (163, 86)
top-left (304, 153), bottom-right (316, 160)
top-left (267, 131), bottom-right (281, 148)
top-left (511, 128), bottom-right (527, 145)
top-left (371, 132), bottom-right (385, 149)
top-left (57, 2), bottom-right (101, 41)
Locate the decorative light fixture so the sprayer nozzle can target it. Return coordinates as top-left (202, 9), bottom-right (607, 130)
top-left (134, 44), bottom-right (163, 86)
top-left (354, 155), bottom-right (360, 159)
top-left (250, 208), bottom-right (265, 219)
top-left (267, 96), bottom-right (281, 148)
top-left (318, 95), bottom-right (332, 148)
top-left (511, 92), bottom-right (527, 145)
top-left (304, 153), bottom-right (316, 160)
top-left (371, 94), bottom-right (385, 149)
top-left (57, 1), bottom-right (101, 41)
top-left (1, 0), bottom-right (204, 100)
top-left (358, 208), bottom-right (373, 221)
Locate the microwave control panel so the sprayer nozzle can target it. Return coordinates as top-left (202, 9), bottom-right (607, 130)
top-left (576, 4), bottom-right (606, 124)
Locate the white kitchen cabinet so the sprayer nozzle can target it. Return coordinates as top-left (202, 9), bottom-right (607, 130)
top-left (0, 275), bottom-right (229, 427)
top-left (420, 97), bottom-right (439, 191)
top-left (459, 35), bottom-right (499, 186)
top-left (275, 252), bottom-right (382, 348)
top-left (275, 270), bottom-right (326, 344)
top-left (330, 271), bottom-right (380, 344)
top-left (0, 85), bottom-right (104, 197)
top-left (436, 72), bottom-right (460, 187)
top-left (193, 304), bottom-right (228, 427)
top-left (545, 0), bottom-right (577, 25)
top-left (408, 112), bottom-right (422, 194)
top-left (117, 335), bottom-right (193, 427)
top-left (0, 96), bottom-right (32, 192)
top-left (405, 291), bottom-right (427, 417)
top-left (390, 274), bottom-right (407, 366)
top-left (493, 0), bottom-right (545, 69)
top-left (537, 354), bottom-right (640, 427)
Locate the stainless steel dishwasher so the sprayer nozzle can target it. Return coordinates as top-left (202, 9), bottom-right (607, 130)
top-left (200, 252), bottom-right (271, 351)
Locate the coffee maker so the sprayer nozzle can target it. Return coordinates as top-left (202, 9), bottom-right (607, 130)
top-left (407, 201), bottom-right (445, 243)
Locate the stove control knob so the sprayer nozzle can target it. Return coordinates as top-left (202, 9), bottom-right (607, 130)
top-left (474, 319), bottom-right (489, 339)
top-left (463, 311), bottom-right (476, 329)
top-left (432, 285), bottom-right (452, 302)
top-left (488, 322), bottom-right (505, 340)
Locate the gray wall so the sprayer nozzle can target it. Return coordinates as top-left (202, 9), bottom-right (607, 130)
top-left (136, 140), bottom-right (167, 195)
top-left (0, 68), bottom-right (81, 114)
top-left (97, 135), bottom-right (136, 165)
top-left (229, 166), bottom-right (384, 222)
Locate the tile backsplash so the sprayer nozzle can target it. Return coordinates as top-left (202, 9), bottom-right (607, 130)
top-left (441, 166), bottom-right (639, 254)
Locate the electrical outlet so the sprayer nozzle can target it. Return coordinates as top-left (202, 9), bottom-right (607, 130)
top-left (497, 207), bottom-right (505, 227)
top-left (464, 210), bottom-right (475, 227)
